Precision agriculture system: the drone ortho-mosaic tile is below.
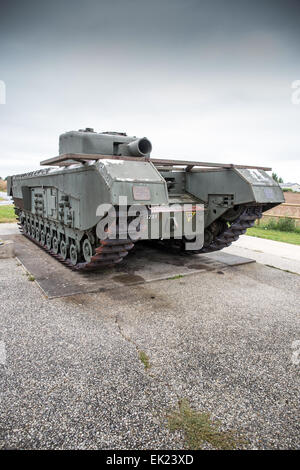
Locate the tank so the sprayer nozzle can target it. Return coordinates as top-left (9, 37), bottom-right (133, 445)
top-left (7, 128), bottom-right (284, 270)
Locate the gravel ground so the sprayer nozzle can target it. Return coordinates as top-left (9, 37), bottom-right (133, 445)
top-left (0, 258), bottom-right (299, 449)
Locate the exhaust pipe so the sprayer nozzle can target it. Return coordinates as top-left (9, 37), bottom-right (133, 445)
top-left (127, 137), bottom-right (152, 157)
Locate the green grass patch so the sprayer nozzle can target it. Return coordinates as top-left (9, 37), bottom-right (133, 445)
top-left (262, 217), bottom-right (300, 232)
top-left (168, 398), bottom-right (245, 450)
top-left (167, 274), bottom-right (184, 280)
top-left (138, 350), bottom-right (151, 370)
top-left (0, 205), bottom-right (16, 223)
top-left (247, 227), bottom-right (300, 245)
top-left (0, 197), bottom-right (5, 201)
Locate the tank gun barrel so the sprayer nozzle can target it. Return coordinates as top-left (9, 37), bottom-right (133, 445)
top-left (127, 137), bottom-right (152, 158)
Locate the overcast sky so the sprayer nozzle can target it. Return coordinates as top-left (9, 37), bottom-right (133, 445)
top-left (0, 0), bottom-right (299, 182)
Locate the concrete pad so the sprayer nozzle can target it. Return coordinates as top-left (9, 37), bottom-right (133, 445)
top-left (2, 234), bottom-right (254, 299)
top-left (0, 223), bottom-right (19, 235)
top-left (203, 250), bottom-right (255, 266)
top-left (224, 235), bottom-right (300, 275)
top-left (0, 240), bottom-right (15, 259)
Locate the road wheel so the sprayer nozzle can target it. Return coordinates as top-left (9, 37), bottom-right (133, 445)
top-left (52, 236), bottom-right (59, 254)
top-left (46, 233), bottom-right (52, 250)
top-left (70, 243), bottom-right (78, 266)
top-left (60, 240), bottom-right (68, 260)
top-left (40, 230), bottom-right (46, 245)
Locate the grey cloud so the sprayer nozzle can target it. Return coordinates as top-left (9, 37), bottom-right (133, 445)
top-left (0, 0), bottom-right (299, 182)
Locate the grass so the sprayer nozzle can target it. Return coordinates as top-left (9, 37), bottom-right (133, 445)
top-left (168, 398), bottom-right (244, 450)
top-left (23, 271), bottom-right (35, 281)
top-left (167, 274), bottom-right (184, 280)
top-left (0, 205), bottom-right (16, 223)
top-left (246, 217), bottom-right (300, 246)
top-left (0, 197), bottom-right (5, 201)
top-left (247, 227), bottom-right (300, 245)
top-left (138, 350), bottom-right (151, 370)
top-left (262, 217), bottom-right (300, 232)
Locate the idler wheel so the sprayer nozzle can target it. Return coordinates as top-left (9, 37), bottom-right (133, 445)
top-left (70, 243), bottom-right (78, 266)
top-left (82, 239), bottom-right (93, 263)
top-left (221, 206), bottom-right (244, 222)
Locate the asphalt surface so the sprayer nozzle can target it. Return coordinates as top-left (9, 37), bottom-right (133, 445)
top-left (0, 254), bottom-right (299, 449)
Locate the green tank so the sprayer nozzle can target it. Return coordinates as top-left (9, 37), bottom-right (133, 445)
top-left (7, 128), bottom-right (284, 270)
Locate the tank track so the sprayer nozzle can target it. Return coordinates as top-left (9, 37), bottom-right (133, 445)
top-left (16, 205), bottom-right (261, 270)
top-left (17, 220), bottom-right (134, 271)
top-left (195, 205), bottom-right (262, 254)
top-left (153, 206), bottom-right (262, 254)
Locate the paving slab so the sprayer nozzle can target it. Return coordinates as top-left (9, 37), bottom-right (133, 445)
top-left (2, 233), bottom-right (254, 299)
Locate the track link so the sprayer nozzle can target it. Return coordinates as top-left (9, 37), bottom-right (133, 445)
top-left (197, 205), bottom-right (262, 254)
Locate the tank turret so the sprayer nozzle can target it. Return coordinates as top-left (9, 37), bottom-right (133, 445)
top-left (59, 128), bottom-right (152, 158)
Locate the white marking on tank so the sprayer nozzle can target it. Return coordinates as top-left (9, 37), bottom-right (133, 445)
top-left (102, 159), bottom-right (125, 165)
top-left (248, 169), bottom-right (269, 182)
